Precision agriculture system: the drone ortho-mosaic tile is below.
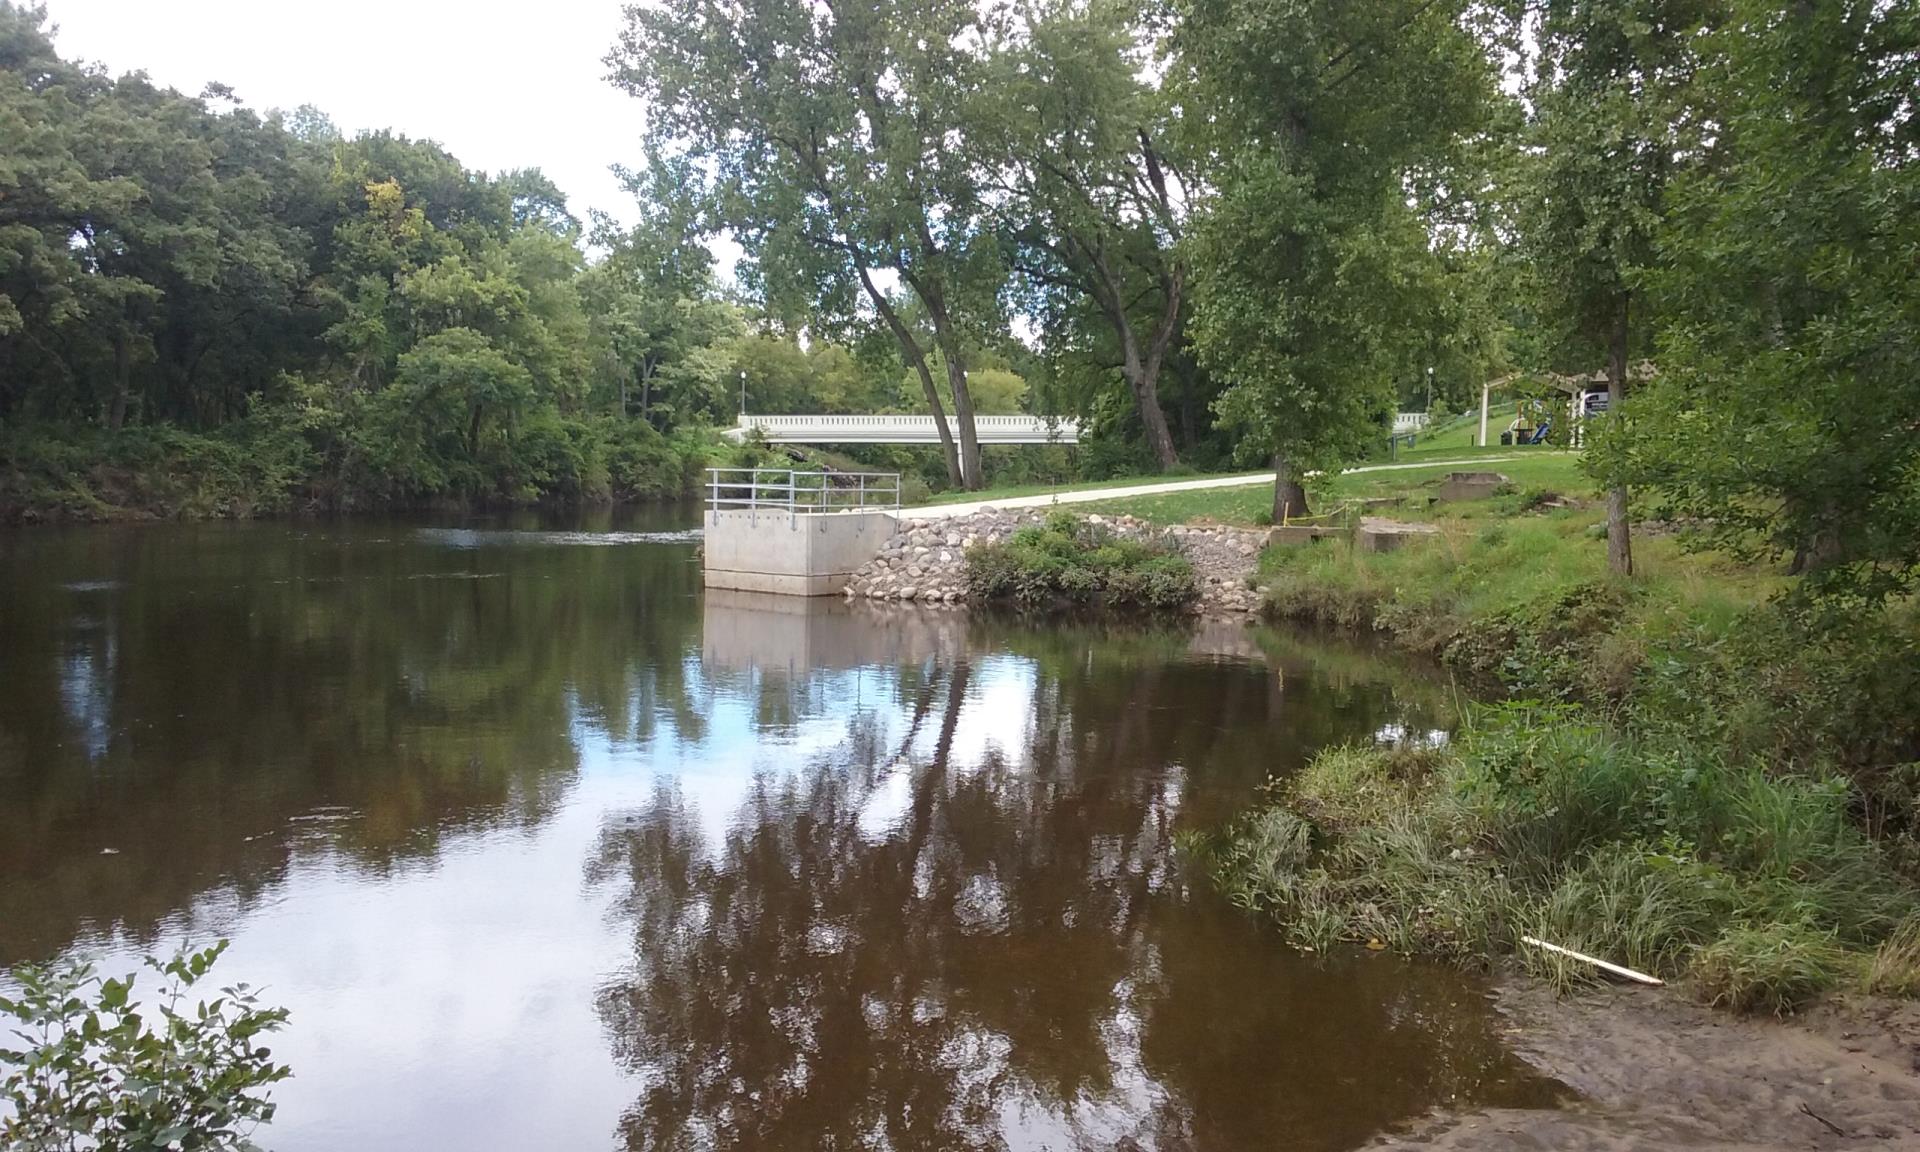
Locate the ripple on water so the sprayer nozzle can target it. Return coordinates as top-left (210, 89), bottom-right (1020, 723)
top-left (414, 527), bottom-right (704, 548)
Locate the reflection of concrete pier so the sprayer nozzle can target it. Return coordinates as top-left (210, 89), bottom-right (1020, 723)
top-left (702, 590), bottom-right (973, 674)
top-left (702, 469), bottom-right (901, 596)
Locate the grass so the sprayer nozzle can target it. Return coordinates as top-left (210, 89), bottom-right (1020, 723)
top-left (915, 470), bottom-right (1265, 506)
top-left (1205, 710), bottom-right (1917, 1013)
top-left (1169, 440), bottom-right (1920, 1014)
top-left (1866, 917), bottom-right (1920, 997)
top-left (1406, 401), bottom-right (1521, 454)
top-left (1074, 449), bottom-right (1585, 525)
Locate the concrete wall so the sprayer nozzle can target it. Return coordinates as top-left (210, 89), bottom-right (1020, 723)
top-left (703, 509), bottom-right (897, 596)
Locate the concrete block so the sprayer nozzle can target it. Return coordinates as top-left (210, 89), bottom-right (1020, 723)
top-left (1267, 524), bottom-right (1342, 546)
top-left (1356, 516), bottom-right (1442, 552)
top-left (703, 509), bottom-right (897, 596)
top-left (1437, 471), bottom-right (1509, 502)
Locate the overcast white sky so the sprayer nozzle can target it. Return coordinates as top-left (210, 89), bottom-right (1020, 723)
top-left (45, 0), bottom-right (649, 227)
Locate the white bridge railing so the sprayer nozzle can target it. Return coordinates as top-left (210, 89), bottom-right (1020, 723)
top-left (727, 413), bottom-right (1080, 444)
top-left (706, 468), bottom-right (902, 514)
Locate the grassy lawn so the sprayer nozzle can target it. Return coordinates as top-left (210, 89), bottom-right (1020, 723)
top-left (1077, 449), bottom-right (1588, 525)
top-left (919, 471), bottom-right (1189, 505)
top-left (1402, 401), bottom-right (1519, 454)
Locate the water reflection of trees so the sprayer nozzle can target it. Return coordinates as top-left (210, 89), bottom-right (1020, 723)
top-left (593, 648), bottom-right (1552, 1152)
top-left (0, 518), bottom-right (705, 964)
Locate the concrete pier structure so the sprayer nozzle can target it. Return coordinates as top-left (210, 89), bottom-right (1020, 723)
top-left (701, 469), bottom-right (901, 596)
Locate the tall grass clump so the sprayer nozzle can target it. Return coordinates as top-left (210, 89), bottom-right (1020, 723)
top-left (1865, 917), bottom-right (1920, 998)
top-left (1207, 706), bottom-right (1916, 1013)
top-left (966, 511), bottom-right (1199, 610)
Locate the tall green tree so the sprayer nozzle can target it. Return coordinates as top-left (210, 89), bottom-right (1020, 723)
top-left (609, 0), bottom-right (1011, 488)
top-left (1611, 0), bottom-right (1920, 603)
top-left (581, 214), bottom-right (739, 428)
top-left (1522, 0), bottom-right (1716, 574)
top-left (1177, 0), bottom-right (1500, 518)
top-left (986, 0), bottom-right (1189, 471)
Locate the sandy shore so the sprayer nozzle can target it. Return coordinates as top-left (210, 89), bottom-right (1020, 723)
top-left (1384, 983), bottom-right (1920, 1150)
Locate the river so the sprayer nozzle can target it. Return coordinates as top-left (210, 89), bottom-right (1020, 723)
top-left (0, 508), bottom-right (1559, 1150)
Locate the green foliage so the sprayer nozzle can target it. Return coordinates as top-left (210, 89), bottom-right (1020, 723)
top-left (1, 421), bottom-right (315, 522)
top-left (1178, 0), bottom-right (1503, 488)
top-left (1608, 0), bottom-right (1920, 606)
top-left (1, 941), bottom-right (291, 1150)
top-left (965, 512), bottom-right (1199, 610)
top-left (0, 5), bottom-right (870, 518)
top-left (612, 0), bottom-right (1011, 488)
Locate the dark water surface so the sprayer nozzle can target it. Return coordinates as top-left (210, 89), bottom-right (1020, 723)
top-left (0, 509), bottom-right (1559, 1150)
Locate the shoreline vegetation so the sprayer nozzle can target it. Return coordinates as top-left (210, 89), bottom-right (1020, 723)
top-left (1177, 458), bottom-right (1919, 1014)
top-left (0, 420), bottom-right (726, 524)
top-left (964, 449), bottom-right (1920, 1015)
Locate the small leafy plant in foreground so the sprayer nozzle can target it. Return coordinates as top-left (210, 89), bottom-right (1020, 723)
top-left (1, 940), bottom-right (290, 1151)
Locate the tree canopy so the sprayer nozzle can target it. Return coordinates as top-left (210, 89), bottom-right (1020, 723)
top-left (3, 0), bottom-right (1916, 603)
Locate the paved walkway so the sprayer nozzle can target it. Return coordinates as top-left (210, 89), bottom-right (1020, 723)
top-left (899, 455), bottom-right (1533, 520)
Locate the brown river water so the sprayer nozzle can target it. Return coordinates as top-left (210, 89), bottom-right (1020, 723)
top-left (0, 508), bottom-right (1560, 1150)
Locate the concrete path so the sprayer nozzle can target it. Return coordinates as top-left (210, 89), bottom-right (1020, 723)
top-left (899, 455), bottom-right (1535, 520)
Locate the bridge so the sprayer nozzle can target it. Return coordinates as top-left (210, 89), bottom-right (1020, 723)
top-left (723, 413), bottom-right (1081, 446)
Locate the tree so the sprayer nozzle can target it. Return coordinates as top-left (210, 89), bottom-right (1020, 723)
top-left (1609, 0), bottom-right (1920, 604)
top-left (986, 0), bottom-right (1189, 471)
top-left (1522, 0), bottom-right (1716, 574)
top-left (1177, 0), bottom-right (1501, 518)
top-left (0, 2), bottom-right (751, 517)
top-left (0, 7), bottom-right (314, 430)
top-left (580, 215), bottom-right (738, 428)
top-left (609, 0), bottom-right (1010, 488)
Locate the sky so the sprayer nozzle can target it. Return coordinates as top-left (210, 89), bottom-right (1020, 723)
top-left (45, 0), bottom-right (649, 228)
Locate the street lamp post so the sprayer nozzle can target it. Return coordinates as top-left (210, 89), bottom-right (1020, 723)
top-left (739, 370), bottom-right (747, 417)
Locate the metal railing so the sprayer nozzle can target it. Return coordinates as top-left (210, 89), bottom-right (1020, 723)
top-left (730, 413), bottom-right (1082, 443)
top-left (705, 468), bottom-right (902, 514)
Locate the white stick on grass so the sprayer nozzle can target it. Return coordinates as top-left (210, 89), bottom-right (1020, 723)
top-left (1521, 935), bottom-right (1666, 986)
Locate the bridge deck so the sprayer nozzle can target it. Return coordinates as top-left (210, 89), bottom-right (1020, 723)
top-left (725, 414), bottom-right (1080, 445)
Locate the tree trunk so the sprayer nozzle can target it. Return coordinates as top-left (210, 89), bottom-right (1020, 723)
top-left (1085, 243), bottom-right (1180, 471)
top-left (108, 324), bottom-right (132, 431)
top-left (1271, 453), bottom-right (1310, 521)
top-left (638, 364), bottom-right (653, 422)
top-left (939, 342), bottom-right (984, 490)
top-left (1606, 295), bottom-right (1634, 576)
top-left (857, 265), bottom-right (961, 488)
top-left (1127, 364), bottom-right (1178, 471)
top-left (920, 285), bottom-right (982, 489)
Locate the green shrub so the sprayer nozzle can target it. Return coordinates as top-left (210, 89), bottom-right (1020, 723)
top-left (1, 412), bottom-right (721, 520)
top-left (0, 941), bottom-right (291, 1150)
top-left (1, 420), bottom-right (315, 522)
top-left (964, 512), bottom-right (1200, 610)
